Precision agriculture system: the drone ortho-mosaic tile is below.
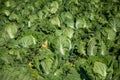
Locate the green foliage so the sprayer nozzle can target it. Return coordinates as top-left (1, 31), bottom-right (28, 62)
top-left (93, 62), bottom-right (107, 79)
top-left (0, 0), bottom-right (120, 80)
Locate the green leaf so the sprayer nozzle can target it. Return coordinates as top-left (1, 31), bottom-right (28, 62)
top-left (75, 17), bottom-right (90, 29)
top-left (63, 28), bottom-right (74, 39)
top-left (75, 17), bottom-right (85, 29)
top-left (77, 41), bottom-right (86, 56)
top-left (93, 62), bottom-right (107, 78)
top-left (58, 36), bottom-right (72, 55)
top-left (87, 38), bottom-right (97, 56)
top-left (50, 16), bottom-right (60, 27)
top-left (50, 1), bottom-right (59, 14)
top-left (5, 23), bottom-right (18, 39)
top-left (61, 12), bottom-right (74, 28)
top-left (66, 19), bottom-right (74, 29)
top-left (9, 13), bottom-right (19, 20)
top-left (4, 1), bottom-right (10, 7)
top-left (64, 68), bottom-right (81, 80)
top-left (19, 35), bottom-right (36, 48)
top-left (104, 28), bottom-right (116, 41)
top-left (29, 15), bottom-right (38, 22)
top-left (2, 9), bottom-right (10, 16)
top-left (109, 18), bottom-right (120, 32)
top-left (38, 11), bottom-right (44, 20)
top-left (99, 41), bottom-right (108, 55)
top-left (40, 58), bottom-right (53, 74)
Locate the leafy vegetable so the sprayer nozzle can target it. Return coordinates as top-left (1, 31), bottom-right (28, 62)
top-left (93, 62), bottom-right (107, 79)
top-left (0, 0), bottom-right (120, 80)
top-left (19, 35), bottom-right (36, 48)
top-left (5, 23), bottom-right (18, 39)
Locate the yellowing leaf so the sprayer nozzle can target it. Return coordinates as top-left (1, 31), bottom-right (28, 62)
top-left (28, 62), bottom-right (33, 68)
top-left (41, 40), bottom-right (48, 48)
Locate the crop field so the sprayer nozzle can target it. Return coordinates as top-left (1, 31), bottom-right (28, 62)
top-left (0, 0), bottom-right (120, 80)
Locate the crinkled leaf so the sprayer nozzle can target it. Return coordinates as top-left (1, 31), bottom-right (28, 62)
top-left (9, 13), bottom-right (19, 20)
top-left (50, 16), bottom-right (60, 27)
top-left (75, 17), bottom-right (89, 29)
top-left (110, 18), bottom-right (120, 32)
top-left (50, 1), bottom-right (59, 14)
top-left (5, 23), bottom-right (17, 39)
top-left (64, 68), bottom-right (81, 80)
top-left (40, 58), bottom-right (53, 74)
top-left (87, 38), bottom-right (97, 56)
top-left (61, 12), bottom-right (74, 28)
top-left (78, 41), bottom-right (86, 56)
top-left (104, 28), bottom-right (116, 41)
top-left (58, 36), bottom-right (72, 55)
top-left (63, 28), bottom-right (74, 39)
top-left (66, 19), bottom-right (74, 28)
top-left (93, 62), bottom-right (107, 78)
top-left (99, 41), bottom-right (108, 55)
top-left (2, 9), bottom-right (10, 16)
top-left (19, 35), bottom-right (36, 48)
